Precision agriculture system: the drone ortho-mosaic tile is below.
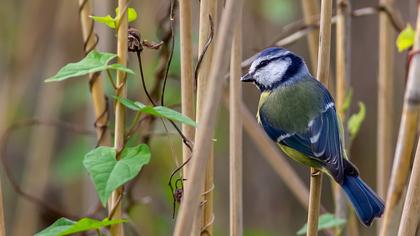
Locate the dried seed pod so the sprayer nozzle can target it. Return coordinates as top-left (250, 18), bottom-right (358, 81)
top-left (128, 27), bottom-right (142, 52)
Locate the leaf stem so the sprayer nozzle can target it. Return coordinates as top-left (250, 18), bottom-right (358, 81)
top-left (106, 69), bottom-right (118, 90)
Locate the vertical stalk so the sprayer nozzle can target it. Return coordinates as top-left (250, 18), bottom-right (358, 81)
top-left (173, 0), bottom-right (243, 234)
top-left (307, 170), bottom-right (323, 236)
top-left (0, 182), bottom-right (5, 236)
top-left (301, 0), bottom-right (320, 72)
top-left (12, 2), bottom-right (68, 234)
top-left (377, 0), bottom-right (395, 201)
top-left (179, 0), bottom-right (195, 177)
top-left (380, 3), bottom-right (420, 236)
top-left (229, 9), bottom-right (243, 236)
top-left (335, 1), bottom-right (356, 235)
top-left (12, 85), bottom-right (63, 236)
top-left (79, 0), bottom-right (112, 146)
top-left (307, 0), bottom-right (332, 235)
top-left (196, 0), bottom-right (217, 234)
top-left (398, 141), bottom-right (420, 235)
top-left (110, 0), bottom-right (128, 235)
top-left (335, 0), bottom-right (351, 160)
top-left (396, 8), bottom-right (420, 235)
top-left (0, 0), bottom-right (59, 138)
top-left (0, 4), bottom-right (59, 230)
top-left (315, 0), bottom-right (332, 87)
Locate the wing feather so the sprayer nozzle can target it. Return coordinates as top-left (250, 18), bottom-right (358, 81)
top-left (258, 80), bottom-right (346, 183)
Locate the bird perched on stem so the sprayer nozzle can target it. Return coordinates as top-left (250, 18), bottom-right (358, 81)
top-left (241, 47), bottom-right (384, 226)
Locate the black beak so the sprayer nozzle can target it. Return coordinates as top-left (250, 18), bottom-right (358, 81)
top-left (240, 73), bottom-right (254, 82)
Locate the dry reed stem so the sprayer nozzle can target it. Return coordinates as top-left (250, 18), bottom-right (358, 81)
top-left (0, 181), bottom-right (5, 236)
top-left (316, 0), bottom-right (332, 87)
top-left (172, 0), bottom-right (243, 234)
top-left (79, 0), bottom-right (112, 146)
top-left (12, 2), bottom-right (70, 234)
top-left (307, 0), bottom-right (333, 235)
top-left (398, 141), bottom-right (420, 235)
top-left (377, 0), bottom-right (395, 201)
top-left (179, 0), bottom-right (195, 177)
top-left (229, 11), bottom-right (243, 236)
top-left (0, 0), bottom-right (59, 138)
top-left (110, 0), bottom-right (129, 235)
top-left (301, 0), bottom-right (320, 72)
top-left (379, 104), bottom-right (418, 236)
top-left (394, 3), bottom-right (420, 236)
top-left (0, 7), bottom-right (59, 230)
top-left (196, 0), bottom-right (218, 234)
top-left (335, 1), bottom-right (355, 235)
top-left (12, 85), bottom-right (63, 236)
top-left (307, 169), bottom-right (323, 236)
top-left (335, 0), bottom-right (351, 157)
top-left (379, 7), bottom-right (420, 236)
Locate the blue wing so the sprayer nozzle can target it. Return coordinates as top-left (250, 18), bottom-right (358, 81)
top-left (259, 83), bottom-right (345, 183)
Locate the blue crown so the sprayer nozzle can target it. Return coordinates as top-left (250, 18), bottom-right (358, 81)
top-left (257, 47), bottom-right (288, 58)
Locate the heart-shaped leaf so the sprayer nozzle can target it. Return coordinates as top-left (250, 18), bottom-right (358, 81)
top-left (45, 50), bottom-right (134, 82)
top-left (114, 96), bottom-right (197, 127)
top-left (83, 144), bottom-right (151, 206)
top-left (35, 217), bottom-right (126, 236)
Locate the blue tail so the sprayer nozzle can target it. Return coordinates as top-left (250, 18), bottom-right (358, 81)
top-left (341, 175), bottom-right (384, 226)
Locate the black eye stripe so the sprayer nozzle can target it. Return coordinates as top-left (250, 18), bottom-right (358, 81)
top-left (255, 55), bottom-right (284, 70)
top-left (258, 60), bottom-right (269, 67)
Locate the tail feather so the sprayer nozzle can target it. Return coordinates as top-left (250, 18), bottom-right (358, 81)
top-left (341, 175), bottom-right (384, 226)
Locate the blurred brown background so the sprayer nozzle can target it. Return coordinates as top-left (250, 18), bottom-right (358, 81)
top-left (0, 0), bottom-right (417, 235)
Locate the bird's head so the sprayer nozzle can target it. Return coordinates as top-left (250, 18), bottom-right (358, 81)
top-left (241, 47), bottom-right (310, 91)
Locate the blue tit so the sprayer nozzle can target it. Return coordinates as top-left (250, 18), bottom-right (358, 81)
top-left (241, 47), bottom-right (384, 226)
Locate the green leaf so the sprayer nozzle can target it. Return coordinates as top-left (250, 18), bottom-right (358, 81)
top-left (297, 214), bottom-right (347, 235)
top-left (116, 7), bottom-right (138, 22)
top-left (90, 15), bottom-right (116, 28)
top-left (45, 50), bottom-right (134, 82)
top-left (396, 24), bottom-right (416, 52)
top-left (340, 88), bottom-right (353, 114)
top-left (113, 95), bottom-right (143, 110)
top-left (60, 218), bottom-right (127, 235)
top-left (153, 106), bottom-right (196, 127)
top-left (35, 218), bottom-right (75, 236)
top-left (114, 96), bottom-right (197, 127)
top-left (91, 7), bottom-right (138, 29)
top-left (107, 63), bottom-right (135, 74)
top-left (348, 102), bottom-right (366, 140)
top-left (35, 217), bottom-right (126, 236)
top-left (83, 144), bottom-right (151, 206)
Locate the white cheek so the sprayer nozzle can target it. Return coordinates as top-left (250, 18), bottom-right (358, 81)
top-left (255, 59), bottom-right (291, 87)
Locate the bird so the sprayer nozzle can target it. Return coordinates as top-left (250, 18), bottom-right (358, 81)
top-left (241, 47), bottom-right (384, 226)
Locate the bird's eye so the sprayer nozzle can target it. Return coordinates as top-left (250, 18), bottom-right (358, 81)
top-left (258, 60), bottom-right (269, 68)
